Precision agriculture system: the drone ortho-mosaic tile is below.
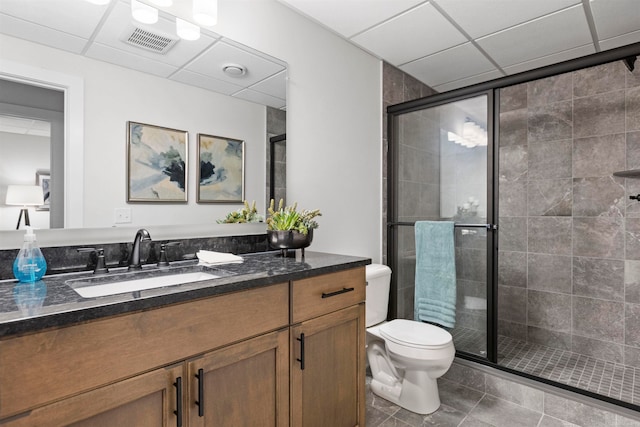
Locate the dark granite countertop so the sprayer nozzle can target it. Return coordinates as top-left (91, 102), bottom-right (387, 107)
top-left (0, 251), bottom-right (371, 337)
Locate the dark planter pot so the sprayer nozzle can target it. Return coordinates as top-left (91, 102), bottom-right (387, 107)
top-left (267, 229), bottom-right (313, 257)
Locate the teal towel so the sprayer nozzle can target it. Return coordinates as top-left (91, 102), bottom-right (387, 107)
top-left (414, 221), bottom-right (457, 328)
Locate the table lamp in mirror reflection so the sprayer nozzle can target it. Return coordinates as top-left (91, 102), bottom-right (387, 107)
top-left (5, 185), bottom-right (44, 230)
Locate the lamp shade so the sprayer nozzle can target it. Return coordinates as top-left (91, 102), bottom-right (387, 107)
top-left (6, 185), bottom-right (44, 207)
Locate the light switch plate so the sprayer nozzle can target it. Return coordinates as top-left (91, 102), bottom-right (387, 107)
top-left (114, 208), bottom-right (132, 224)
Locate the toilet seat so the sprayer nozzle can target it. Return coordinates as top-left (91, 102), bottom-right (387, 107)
top-left (379, 319), bottom-right (452, 350)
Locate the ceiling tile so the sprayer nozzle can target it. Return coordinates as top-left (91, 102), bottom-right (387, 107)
top-left (434, 0), bottom-right (579, 39)
top-left (400, 43), bottom-right (497, 87)
top-left (351, 2), bottom-right (467, 66)
top-left (432, 69), bottom-right (504, 93)
top-left (233, 88), bottom-right (286, 109)
top-left (590, 0), bottom-right (640, 40)
top-left (185, 41), bottom-right (285, 87)
top-left (502, 44), bottom-right (595, 75)
top-left (476, 5), bottom-right (592, 67)
top-left (170, 70), bottom-right (244, 96)
top-left (250, 70), bottom-right (288, 100)
top-left (0, 13), bottom-right (88, 54)
top-left (599, 30), bottom-right (640, 51)
top-left (0, 0), bottom-right (108, 39)
top-left (85, 43), bottom-right (178, 78)
top-left (278, 0), bottom-right (425, 38)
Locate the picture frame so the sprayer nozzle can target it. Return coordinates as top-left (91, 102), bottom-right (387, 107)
top-left (127, 121), bottom-right (188, 203)
top-left (35, 169), bottom-right (50, 211)
top-left (197, 134), bottom-right (245, 203)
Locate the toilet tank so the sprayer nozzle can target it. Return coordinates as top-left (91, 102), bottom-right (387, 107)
top-left (365, 264), bottom-right (392, 327)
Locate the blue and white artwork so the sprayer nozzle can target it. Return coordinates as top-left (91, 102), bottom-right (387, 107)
top-left (127, 122), bottom-right (188, 202)
top-left (197, 134), bottom-right (244, 203)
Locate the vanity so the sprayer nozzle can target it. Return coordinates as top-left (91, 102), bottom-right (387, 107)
top-left (0, 251), bottom-right (370, 426)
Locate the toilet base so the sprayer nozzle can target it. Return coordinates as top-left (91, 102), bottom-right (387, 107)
top-left (370, 368), bottom-right (441, 415)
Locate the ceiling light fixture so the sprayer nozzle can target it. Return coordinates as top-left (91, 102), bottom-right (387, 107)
top-left (223, 64), bottom-right (246, 76)
top-left (193, 0), bottom-right (217, 26)
top-left (176, 18), bottom-right (200, 41)
top-left (131, 0), bottom-right (158, 25)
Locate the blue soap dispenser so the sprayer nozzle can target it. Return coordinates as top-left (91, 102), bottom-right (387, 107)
top-left (13, 226), bottom-right (47, 283)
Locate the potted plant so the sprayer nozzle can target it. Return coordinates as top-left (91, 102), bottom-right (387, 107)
top-left (266, 199), bottom-right (321, 255)
top-left (217, 200), bottom-right (264, 223)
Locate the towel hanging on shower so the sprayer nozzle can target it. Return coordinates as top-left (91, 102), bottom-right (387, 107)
top-left (414, 221), bottom-right (457, 328)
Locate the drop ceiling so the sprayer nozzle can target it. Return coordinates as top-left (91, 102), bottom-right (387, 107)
top-left (279, 0), bottom-right (640, 93)
top-left (0, 0), bottom-right (287, 109)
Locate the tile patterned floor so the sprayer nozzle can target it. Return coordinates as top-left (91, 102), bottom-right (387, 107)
top-left (450, 328), bottom-right (640, 406)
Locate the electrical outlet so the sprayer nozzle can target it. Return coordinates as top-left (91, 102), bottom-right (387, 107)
top-left (114, 208), bottom-right (132, 224)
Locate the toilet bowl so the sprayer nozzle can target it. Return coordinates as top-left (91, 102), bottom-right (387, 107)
top-left (365, 264), bottom-right (455, 415)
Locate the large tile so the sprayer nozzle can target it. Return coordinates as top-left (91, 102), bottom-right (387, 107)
top-left (528, 139), bottom-right (572, 180)
top-left (527, 290), bottom-right (571, 332)
top-left (499, 108), bottom-right (527, 147)
top-left (624, 344), bottom-right (640, 367)
top-left (538, 415), bottom-right (580, 427)
top-left (498, 250), bottom-right (527, 288)
top-left (499, 319), bottom-right (527, 341)
top-left (628, 86), bottom-right (640, 131)
top-left (543, 393), bottom-right (617, 427)
top-left (572, 177), bottom-right (625, 217)
top-left (573, 217), bottom-right (625, 259)
top-left (468, 395), bottom-right (542, 427)
top-left (573, 90), bottom-right (625, 138)
top-left (573, 257), bottom-right (625, 302)
top-left (573, 296), bottom-right (625, 344)
top-left (527, 253), bottom-right (571, 293)
top-left (500, 145), bottom-right (528, 181)
top-left (442, 362), bottom-right (485, 392)
top-left (626, 218), bottom-right (640, 260)
top-left (574, 61), bottom-right (627, 97)
top-left (499, 175), bottom-right (527, 217)
top-left (500, 83), bottom-right (527, 112)
top-left (498, 217), bottom-right (527, 252)
top-left (528, 101), bottom-right (573, 143)
top-left (527, 325), bottom-right (572, 350)
top-left (625, 302), bottom-right (640, 347)
top-left (484, 375), bottom-right (543, 412)
top-left (625, 260), bottom-right (640, 304)
top-left (617, 414), bottom-right (640, 427)
top-left (499, 285), bottom-right (527, 324)
top-left (628, 131), bottom-right (640, 170)
top-left (528, 179), bottom-right (572, 216)
top-left (459, 417), bottom-right (494, 427)
top-left (573, 133), bottom-right (626, 178)
top-left (528, 73), bottom-right (573, 107)
top-left (528, 217), bottom-right (572, 255)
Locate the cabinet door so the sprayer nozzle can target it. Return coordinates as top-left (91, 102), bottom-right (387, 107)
top-left (291, 304), bottom-right (366, 427)
top-left (187, 328), bottom-right (289, 427)
top-left (2, 364), bottom-right (184, 427)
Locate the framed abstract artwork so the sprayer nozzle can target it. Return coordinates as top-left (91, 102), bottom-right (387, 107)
top-left (127, 121), bottom-right (188, 203)
top-left (197, 134), bottom-right (245, 203)
top-left (35, 169), bottom-right (50, 211)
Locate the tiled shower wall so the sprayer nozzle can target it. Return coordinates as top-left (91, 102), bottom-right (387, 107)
top-left (498, 61), bottom-right (640, 367)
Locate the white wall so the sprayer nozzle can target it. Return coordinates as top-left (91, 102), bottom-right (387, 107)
top-left (0, 34), bottom-right (266, 229)
top-left (216, 0), bottom-right (383, 261)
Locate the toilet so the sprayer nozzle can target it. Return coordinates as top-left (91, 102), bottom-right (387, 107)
top-left (366, 264), bottom-right (455, 415)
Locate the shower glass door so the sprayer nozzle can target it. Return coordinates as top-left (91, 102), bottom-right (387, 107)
top-left (388, 92), bottom-right (495, 360)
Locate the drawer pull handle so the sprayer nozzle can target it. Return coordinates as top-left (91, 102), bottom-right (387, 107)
top-left (195, 368), bottom-right (204, 417)
top-left (173, 377), bottom-right (183, 427)
top-left (321, 287), bottom-right (355, 298)
top-left (297, 333), bottom-right (305, 370)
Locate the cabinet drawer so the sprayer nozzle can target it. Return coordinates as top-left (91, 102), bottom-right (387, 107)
top-left (292, 267), bottom-right (365, 323)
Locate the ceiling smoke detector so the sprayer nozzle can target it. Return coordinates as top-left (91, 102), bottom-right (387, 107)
top-left (222, 64), bottom-right (246, 77)
top-left (121, 24), bottom-right (178, 54)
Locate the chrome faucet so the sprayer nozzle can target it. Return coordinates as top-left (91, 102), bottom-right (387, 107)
top-left (128, 229), bottom-right (151, 270)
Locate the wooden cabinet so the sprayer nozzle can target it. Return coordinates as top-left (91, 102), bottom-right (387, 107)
top-left (2, 364), bottom-right (183, 427)
top-left (187, 328), bottom-right (289, 427)
top-left (290, 267), bottom-right (366, 427)
top-left (0, 265), bottom-right (367, 427)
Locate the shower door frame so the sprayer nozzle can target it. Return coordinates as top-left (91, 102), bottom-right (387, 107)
top-left (386, 41), bottom-right (640, 410)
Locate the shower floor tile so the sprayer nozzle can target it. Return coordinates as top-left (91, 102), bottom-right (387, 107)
top-left (451, 328), bottom-right (640, 407)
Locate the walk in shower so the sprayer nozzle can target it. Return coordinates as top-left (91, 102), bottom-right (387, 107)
top-left (387, 43), bottom-right (640, 410)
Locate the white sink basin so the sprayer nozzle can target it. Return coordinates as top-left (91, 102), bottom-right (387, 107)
top-left (69, 271), bottom-right (221, 298)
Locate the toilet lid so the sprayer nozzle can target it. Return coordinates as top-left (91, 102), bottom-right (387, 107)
top-left (379, 319), bottom-right (452, 348)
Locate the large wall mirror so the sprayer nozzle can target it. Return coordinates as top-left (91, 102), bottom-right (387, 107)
top-left (0, 0), bottom-right (286, 244)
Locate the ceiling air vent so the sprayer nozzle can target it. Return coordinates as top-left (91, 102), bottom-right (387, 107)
top-left (121, 25), bottom-right (178, 54)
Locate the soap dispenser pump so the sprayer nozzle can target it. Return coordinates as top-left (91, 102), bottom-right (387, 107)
top-left (13, 226), bottom-right (47, 283)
